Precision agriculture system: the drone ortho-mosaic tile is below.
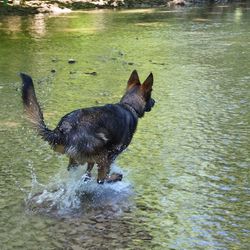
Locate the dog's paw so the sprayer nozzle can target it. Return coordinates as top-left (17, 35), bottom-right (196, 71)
top-left (105, 173), bottom-right (123, 183)
top-left (97, 173), bottom-right (123, 184)
top-left (97, 179), bottom-right (105, 184)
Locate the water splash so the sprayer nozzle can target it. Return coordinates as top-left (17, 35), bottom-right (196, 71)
top-left (26, 164), bottom-right (133, 217)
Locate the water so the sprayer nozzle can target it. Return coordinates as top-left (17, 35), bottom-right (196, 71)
top-left (26, 164), bottom-right (132, 217)
top-left (0, 3), bottom-right (249, 249)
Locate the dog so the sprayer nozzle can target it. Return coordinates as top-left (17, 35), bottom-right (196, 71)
top-left (20, 70), bottom-right (155, 184)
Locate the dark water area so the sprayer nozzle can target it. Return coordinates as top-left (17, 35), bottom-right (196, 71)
top-left (0, 3), bottom-right (249, 249)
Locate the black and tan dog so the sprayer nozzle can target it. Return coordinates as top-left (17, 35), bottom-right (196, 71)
top-left (20, 70), bottom-right (155, 184)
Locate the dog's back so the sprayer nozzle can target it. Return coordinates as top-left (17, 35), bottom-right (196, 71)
top-left (54, 104), bottom-right (138, 163)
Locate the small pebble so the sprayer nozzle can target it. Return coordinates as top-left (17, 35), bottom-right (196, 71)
top-left (85, 72), bottom-right (97, 76)
top-left (68, 59), bottom-right (76, 64)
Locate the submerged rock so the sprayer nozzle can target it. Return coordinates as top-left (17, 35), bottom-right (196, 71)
top-left (68, 59), bottom-right (76, 64)
top-left (84, 72), bottom-right (97, 76)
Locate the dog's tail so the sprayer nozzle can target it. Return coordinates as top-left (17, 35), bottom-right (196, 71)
top-left (20, 73), bottom-right (59, 146)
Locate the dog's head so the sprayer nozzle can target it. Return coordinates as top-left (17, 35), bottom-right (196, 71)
top-left (120, 70), bottom-right (155, 117)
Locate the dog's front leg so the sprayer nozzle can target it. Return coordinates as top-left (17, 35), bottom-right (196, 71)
top-left (97, 163), bottom-right (123, 184)
top-left (97, 164), bottom-right (108, 184)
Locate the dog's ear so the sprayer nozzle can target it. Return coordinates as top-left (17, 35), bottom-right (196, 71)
top-left (127, 70), bottom-right (140, 88)
top-left (141, 73), bottom-right (153, 93)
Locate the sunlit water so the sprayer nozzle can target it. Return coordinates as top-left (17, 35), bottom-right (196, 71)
top-left (0, 3), bottom-right (249, 249)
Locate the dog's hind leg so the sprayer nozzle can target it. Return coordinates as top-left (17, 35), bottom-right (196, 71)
top-left (67, 157), bottom-right (79, 171)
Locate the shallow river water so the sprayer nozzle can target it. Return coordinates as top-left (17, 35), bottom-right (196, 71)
top-left (0, 3), bottom-right (249, 249)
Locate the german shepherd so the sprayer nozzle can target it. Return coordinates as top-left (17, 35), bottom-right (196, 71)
top-left (20, 70), bottom-right (155, 184)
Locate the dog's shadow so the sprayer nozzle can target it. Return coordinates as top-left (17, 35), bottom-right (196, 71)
top-left (26, 165), bottom-right (133, 218)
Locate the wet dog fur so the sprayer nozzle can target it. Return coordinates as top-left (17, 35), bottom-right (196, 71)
top-left (20, 70), bottom-right (155, 184)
